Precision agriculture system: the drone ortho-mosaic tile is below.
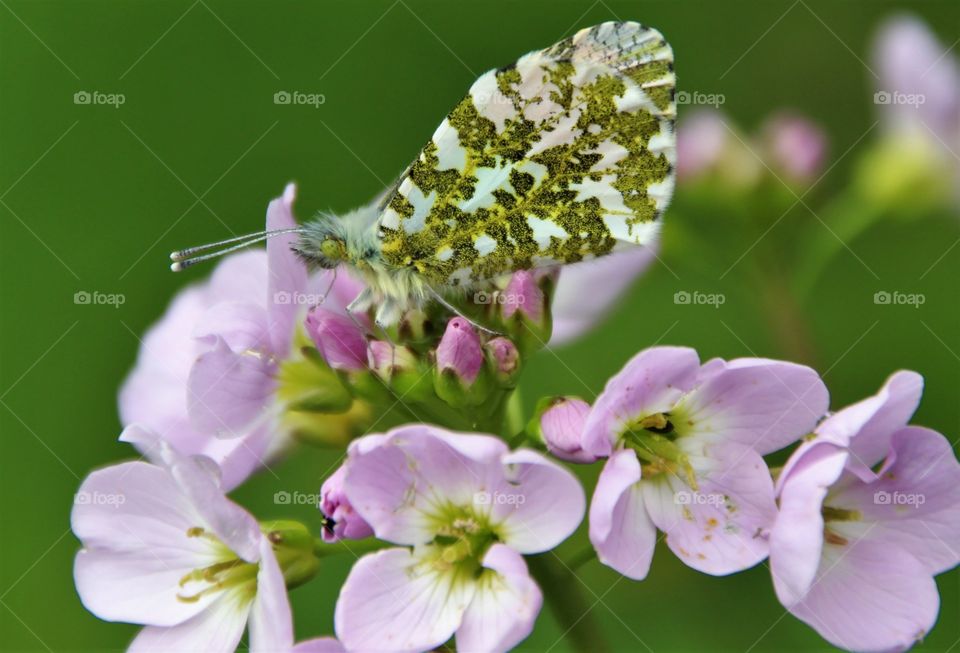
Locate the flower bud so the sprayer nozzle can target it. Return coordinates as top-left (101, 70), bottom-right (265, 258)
top-left (677, 109), bottom-right (728, 181)
top-left (319, 465), bottom-right (373, 543)
top-left (763, 113), bottom-right (827, 181)
top-left (305, 308), bottom-right (367, 371)
top-left (485, 337), bottom-right (520, 382)
top-left (368, 341), bottom-right (417, 378)
top-left (435, 317), bottom-right (483, 385)
top-left (502, 270), bottom-right (545, 325)
top-left (537, 397), bottom-right (597, 463)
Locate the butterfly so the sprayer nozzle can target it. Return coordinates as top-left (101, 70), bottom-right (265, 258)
top-left (172, 21), bottom-right (676, 328)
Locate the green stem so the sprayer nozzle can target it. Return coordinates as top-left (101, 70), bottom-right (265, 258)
top-left (565, 546), bottom-right (598, 572)
top-left (527, 553), bottom-right (608, 653)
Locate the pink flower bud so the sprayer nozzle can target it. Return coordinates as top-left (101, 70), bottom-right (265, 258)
top-left (541, 397), bottom-right (597, 463)
top-left (764, 113), bottom-right (827, 181)
top-left (368, 340), bottom-right (417, 376)
top-left (305, 308), bottom-right (367, 371)
top-left (320, 465), bottom-right (373, 543)
top-left (676, 109), bottom-right (728, 180)
top-left (502, 270), bottom-right (545, 324)
top-left (485, 337), bottom-right (519, 379)
top-left (436, 317), bottom-right (483, 384)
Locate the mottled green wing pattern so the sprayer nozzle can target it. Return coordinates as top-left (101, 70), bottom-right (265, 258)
top-left (378, 21), bottom-right (676, 287)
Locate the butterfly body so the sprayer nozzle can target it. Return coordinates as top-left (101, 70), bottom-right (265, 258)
top-left (294, 21), bottom-right (676, 326)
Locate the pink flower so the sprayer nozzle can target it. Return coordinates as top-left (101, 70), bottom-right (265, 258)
top-left (436, 317), bottom-right (483, 385)
top-left (485, 336), bottom-right (520, 380)
top-left (676, 109), bottom-right (729, 180)
top-left (583, 346), bottom-right (828, 579)
top-left (550, 246), bottom-right (657, 346)
top-left (319, 465), bottom-right (373, 543)
top-left (502, 270), bottom-right (545, 324)
top-left (119, 184), bottom-right (361, 490)
top-left (305, 308), bottom-right (367, 371)
top-left (333, 425), bottom-right (585, 653)
top-left (72, 426), bottom-right (295, 653)
top-left (762, 113), bottom-right (827, 181)
top-left (770, 371), bottom-right (960, 652)
top-left (539, 397), bottom-right (597, 464)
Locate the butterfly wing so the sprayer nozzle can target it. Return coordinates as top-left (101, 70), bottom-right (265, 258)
top-left (377, 21), bottom-right (675, 288)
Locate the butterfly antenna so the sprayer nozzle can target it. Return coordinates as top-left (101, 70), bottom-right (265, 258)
top-left (169, 227), bottom-right (303, 271)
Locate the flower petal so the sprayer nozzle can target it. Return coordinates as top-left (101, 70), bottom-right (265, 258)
top-left (644, 444), bottom-right (778, 575)
top-left (187, 336), bottom-right (275, 436)
top-left (455, 544), bottom-right (542, 653)
top-left (551, 246), bottom-right (656, 346)
top-left (249, 538), bottom-right (294, 653)
top-left (582, 346), bottom-right (701, 458)
top-left (787, 539), bottom-right (938, 653)
top-left (588, 450), bottom-right (656, 580)
top-left (334, 547), bottom-right (474, 653)
top-left (194, 301), bottom-right (271, 353)
top-left (128, 589), bottom-right (252, 653)
top-left (770, 441), bottom-right (849, 606)
top-left (291, 639), bottom-right (344, 653)
top-left (676, 358), bottom-right (828, 455)
top-left (266, 183), bottom-right (309, 355)
top-left (493, 449), bottom-right (586, 554)
top-left (829, 426), bottom-right (960, 575)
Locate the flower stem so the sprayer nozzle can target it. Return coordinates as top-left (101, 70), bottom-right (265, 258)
top-left (527, 553), bottom-right (608, 653)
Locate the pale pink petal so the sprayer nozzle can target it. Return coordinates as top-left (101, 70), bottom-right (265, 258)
top-left (493, 449), bottom-right (586, 553)
top-left (291, 639), bottom-right (344, 653)
top-left (249, 538), bottom-right (294, 653)
top-left (187, 336), bottom-right (275, 436)
top-left (787, 539), bottom-right (938, 653)
top-left (644, 444), bottom-right (777, 575)
top-left (677, 359), bottom-right (828, 455)
top-left (589, 450), bottom-right (657, 580)
top-left (305, 308), bottom-right (367, 371)
top-left (436, 317), bottom-right (483, 384)
top-left (676, 109), bottom-right (728, 179)
top-left (829, 426), bottom-right (960, 575)
top-left (540, 397), bottom-right (597, 463)
top-left (550, 247), bottom-right (656, 346)
top-left (194, 301), bottom-right (271, 353)
top-left (207, 250), bottom-right (270, 305)
top-left (128, 589), bottom-right (252, 653)
top-left (582, 346), bottom-right (701, 458)
top-left (771, 441), bottom-right (849, 606)
top-left (455, 544), bottom-right (542, 653)
top-left (502, 270), bottom-right (544, 324)
top-left (334, 547), bottom-right (474, 653)
top-left (266, 183), bottom-right (309, 355)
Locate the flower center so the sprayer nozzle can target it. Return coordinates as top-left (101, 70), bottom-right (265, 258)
top-left (820, 505), bottom-right (862, 547)
top-left (176, 527), bottom-right (257, 603)
top-left (621, 412), bottom-right (698, 489)
top-left (427, 506), bottom-right (500, 579)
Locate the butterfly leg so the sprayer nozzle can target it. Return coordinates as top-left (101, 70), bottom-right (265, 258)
top-left (426, 285), bottom-right (502, 337)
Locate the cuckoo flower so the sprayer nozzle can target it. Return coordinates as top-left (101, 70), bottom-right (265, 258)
top-left (333, 425), bottom-right (585, 653)
top-left (538, 396), bottom-right (597, 464)
top-left (120, 184), bottom-right (361, 489)
top-left (584, 346), bottom-right (828, 579)
top-left (770, 371), bottom-right (960, 653)
top-left (72, 426), bottom-right (309, 653)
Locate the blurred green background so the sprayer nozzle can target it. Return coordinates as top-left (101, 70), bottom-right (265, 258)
top-left (1, 0), bottom-right (958, 651)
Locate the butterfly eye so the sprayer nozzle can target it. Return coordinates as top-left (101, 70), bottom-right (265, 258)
top-left (320, 238), bottom-right (346, 263)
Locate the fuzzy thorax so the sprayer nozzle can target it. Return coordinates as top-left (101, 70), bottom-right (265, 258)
top-left (294, 203), bottom-right (431, 326)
